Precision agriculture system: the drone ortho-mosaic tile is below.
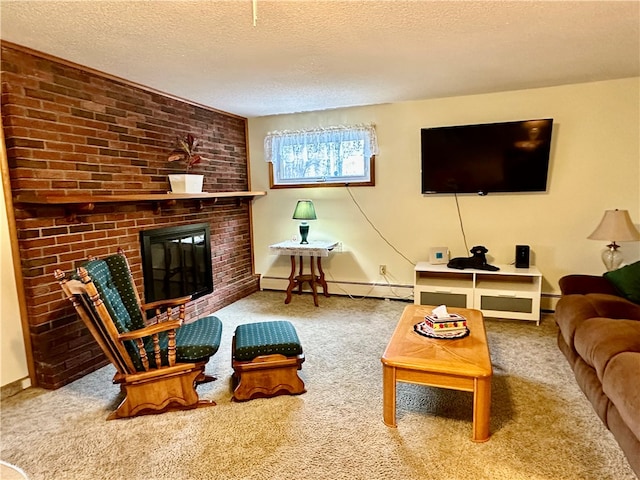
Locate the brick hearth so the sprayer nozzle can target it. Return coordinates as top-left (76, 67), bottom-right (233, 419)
top-left (1, 43), bottom-right (261, 388)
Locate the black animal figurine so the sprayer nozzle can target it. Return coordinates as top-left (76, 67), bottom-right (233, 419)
top-left (447, 246), bottom-right (500, 271)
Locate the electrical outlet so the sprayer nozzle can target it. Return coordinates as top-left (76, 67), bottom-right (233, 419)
top-left (379, 264), bottom-right (386, 275)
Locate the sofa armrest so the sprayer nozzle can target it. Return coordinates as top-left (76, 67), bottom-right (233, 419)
top-left (558, 274), bottom-right (619, 296)
top-left (584, 293), bottom-right (640, 320)
top-left (555, 293), bottom-right (640, 351)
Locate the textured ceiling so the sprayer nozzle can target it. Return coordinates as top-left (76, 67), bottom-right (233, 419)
top-left (1, 1), bottom-right (639, 118)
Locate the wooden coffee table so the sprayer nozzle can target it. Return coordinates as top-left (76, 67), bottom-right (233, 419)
top-left (381, 304), bottom-right (493, 442)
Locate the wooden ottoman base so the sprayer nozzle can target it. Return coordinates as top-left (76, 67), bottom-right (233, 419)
top-left (232, 351), bottom-right (305, 401)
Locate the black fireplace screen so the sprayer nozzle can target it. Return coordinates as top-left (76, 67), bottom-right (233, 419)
top-left (140, 223), bottom-right (214, 303)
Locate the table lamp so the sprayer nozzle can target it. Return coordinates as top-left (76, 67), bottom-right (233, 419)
top-left (292, 200), bottom-right (317, 244)
top-left (588, 209), bottom-right (640, 271)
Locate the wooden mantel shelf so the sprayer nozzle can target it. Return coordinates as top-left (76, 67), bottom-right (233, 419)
top-left (15, 191), bottom-right (267, 219)
top-left (15, 191), bottom-right (267, 205)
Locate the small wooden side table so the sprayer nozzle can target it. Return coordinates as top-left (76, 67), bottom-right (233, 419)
top-left (269, 240), bottom-right (338, 306)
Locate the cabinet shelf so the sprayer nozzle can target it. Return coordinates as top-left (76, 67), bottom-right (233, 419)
top-left (475, 277), bottom-right (539, 293)
top-left (415, 274), bottom-right (472, 289)
top-left (414, 262), bottom-right (543, 324)
top-left (14, 191), bottom-right (267, 220)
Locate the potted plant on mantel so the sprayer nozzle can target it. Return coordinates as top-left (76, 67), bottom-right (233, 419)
top-left (167, 133), bottom-right (205, 193)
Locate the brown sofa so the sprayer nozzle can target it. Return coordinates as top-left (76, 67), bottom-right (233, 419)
top-left (555, 272), bottom-right (640, 476)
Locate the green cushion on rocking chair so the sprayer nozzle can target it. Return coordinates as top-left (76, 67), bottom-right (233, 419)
top-left (80, 258), bottom-right (222, 371)
top-left (138, 315), bottom-right (223, 369)
top-left (174, 315), bottom-right (223, 362)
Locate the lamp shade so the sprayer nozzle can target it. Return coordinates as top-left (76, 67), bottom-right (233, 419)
top-left (588, 209), bottom-right (640, 242)
top-left (292, 200), bottom-right (317, 220)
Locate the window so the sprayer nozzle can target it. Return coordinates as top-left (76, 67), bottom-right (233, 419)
top-left (264, 124), bottom-right (378, 188)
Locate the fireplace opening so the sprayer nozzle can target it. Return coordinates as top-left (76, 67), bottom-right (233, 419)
top-left (140, 223), bottom-right (214, 303)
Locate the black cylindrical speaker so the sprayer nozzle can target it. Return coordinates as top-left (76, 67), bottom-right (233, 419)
top-left (515, 245), bottom-right (530, 268)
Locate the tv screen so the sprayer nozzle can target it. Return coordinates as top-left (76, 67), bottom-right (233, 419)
top-left (421, 118), bottom-right (553, 195)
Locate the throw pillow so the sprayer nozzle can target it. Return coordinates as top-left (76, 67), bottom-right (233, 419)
top-left (604, 261), bottom-right (640, 304)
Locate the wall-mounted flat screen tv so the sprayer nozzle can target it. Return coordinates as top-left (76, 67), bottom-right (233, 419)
top-left (421, 118), bottom-right (553, 195)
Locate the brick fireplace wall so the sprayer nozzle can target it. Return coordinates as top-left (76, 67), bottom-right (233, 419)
top-left (1, 43), bottom-right (261, 389)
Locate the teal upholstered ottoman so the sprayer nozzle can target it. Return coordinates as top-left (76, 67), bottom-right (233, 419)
top-left (232, 320), bottom-right (305, 401)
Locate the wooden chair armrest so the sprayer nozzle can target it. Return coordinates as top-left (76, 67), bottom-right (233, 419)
top-left (141, 295), bottom-right (192, 311)
top-left (118, 319), bottom-right (183, 341)
top-left (142, 295), bottom-right (192, 325)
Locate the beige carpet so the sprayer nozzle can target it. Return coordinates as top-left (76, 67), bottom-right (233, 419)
top-left (1, 291), bottom-right (636, 480)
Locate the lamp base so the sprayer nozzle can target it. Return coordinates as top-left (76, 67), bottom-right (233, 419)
top-left (602, 242), bottom-right (623, 271)
top-left (299, 223), bottom-right (309, 244)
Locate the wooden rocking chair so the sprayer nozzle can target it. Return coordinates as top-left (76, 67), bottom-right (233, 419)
top-left (54, 249), bottom-right (223, 420)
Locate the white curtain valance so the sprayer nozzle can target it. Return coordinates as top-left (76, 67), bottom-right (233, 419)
top-left (264, 124), bottom-right (378, 163)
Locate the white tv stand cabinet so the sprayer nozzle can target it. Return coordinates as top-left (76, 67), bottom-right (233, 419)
top-left (414, 262), bottom-right (543, 324)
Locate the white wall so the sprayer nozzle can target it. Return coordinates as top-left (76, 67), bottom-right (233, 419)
top-left (248, 79), bottom-right (640, 305)
top-left (1, 167), bottom-right (29, 388)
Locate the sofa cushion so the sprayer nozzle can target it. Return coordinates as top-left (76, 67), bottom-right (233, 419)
top-left (602, 352), bottom-right (640, 443)
top-left (574, 318), bottom-right (640, 382)
top-left (604, 261), bottom-right (640, 304)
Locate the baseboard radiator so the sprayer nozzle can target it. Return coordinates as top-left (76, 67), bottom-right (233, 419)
top-left (260, 276), bottom-right (560, 313)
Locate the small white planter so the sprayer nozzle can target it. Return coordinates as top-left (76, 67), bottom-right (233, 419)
top-left (168, 174), bottom-right (204, 193)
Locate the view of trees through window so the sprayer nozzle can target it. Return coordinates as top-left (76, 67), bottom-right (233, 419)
top-left (277, 139), bottom-right (366, 182)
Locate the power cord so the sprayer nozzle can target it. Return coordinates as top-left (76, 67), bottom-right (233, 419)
top-left (346, 185), bottom-right (415, 268)
top-left (379, 271), bottom-right (414, 301)
top-left (453, 190), bottom-right (470, 254)
top-left (324, 269), bottom-right (383, 300)
top-left (346, 184), bottom-right (470, 270)
top-left (324, 269), bottom-right (414, 301)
